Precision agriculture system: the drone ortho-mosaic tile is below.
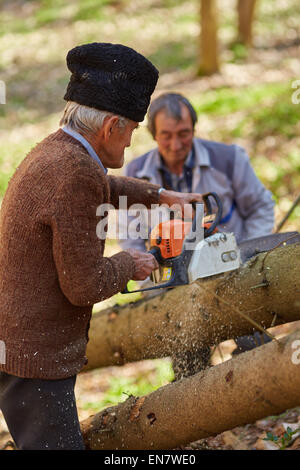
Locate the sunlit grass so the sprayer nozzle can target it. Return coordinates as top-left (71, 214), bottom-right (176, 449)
top-left (82, 359), bottom-right (174, 412)
top-left (192, 82), bottom-right (288, 117)
top-left (92, 280), bottom-right (142, 313)
top-left (0, 140), bottom-right (33, 194)
top-left (253, 151), bottom-right (300, 199)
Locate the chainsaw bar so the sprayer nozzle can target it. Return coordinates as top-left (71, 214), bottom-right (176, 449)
top-left (238, 231), bottom-right (300, 264)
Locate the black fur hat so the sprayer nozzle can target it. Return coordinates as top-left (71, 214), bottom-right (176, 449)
top-left (64, 42), bottom-right (159, 122)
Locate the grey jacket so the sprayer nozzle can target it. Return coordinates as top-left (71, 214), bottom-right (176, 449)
top-left (120, 138), bottom-right (274, 250)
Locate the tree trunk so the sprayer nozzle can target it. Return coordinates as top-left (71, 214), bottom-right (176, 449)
top-left (80, 328), bottom-right (300, 450)
top-left (84, 243), bottom-right (300, 372)
top-left (237, 0), bottom-right (257, 46)
top-left (198, 0), bottom-right (219, 75)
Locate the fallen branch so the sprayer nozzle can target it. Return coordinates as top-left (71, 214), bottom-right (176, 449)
top-left (81, 328), bottom-right (300, 450)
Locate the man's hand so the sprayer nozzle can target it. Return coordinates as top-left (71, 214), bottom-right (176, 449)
top-left (159, 189), bottom-right (203, 219)
top-left (125, 248), bottom-right (159, 281)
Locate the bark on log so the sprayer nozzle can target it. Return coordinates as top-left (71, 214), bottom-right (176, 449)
top-left (80, 328), bottom-right (300, 450)
top-left (84, 243), bottom-right (300, 372)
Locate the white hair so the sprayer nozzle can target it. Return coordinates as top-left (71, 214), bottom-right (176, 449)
top-left (59, 101), bottom-right (129, 135)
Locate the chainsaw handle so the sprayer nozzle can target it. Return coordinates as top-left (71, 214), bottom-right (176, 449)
top-left (121, 247), bottom-right (161, 294)
top-left (203, 192), bottom-right (223, 236)
top-left (192, 192), bottom-right (223, 237)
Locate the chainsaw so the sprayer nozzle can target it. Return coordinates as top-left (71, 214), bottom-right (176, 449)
top-left (122, 192), bottom-right (242, 294)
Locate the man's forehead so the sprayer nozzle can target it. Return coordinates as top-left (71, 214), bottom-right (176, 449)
top-left (155, 105), bottom-right (193, 130)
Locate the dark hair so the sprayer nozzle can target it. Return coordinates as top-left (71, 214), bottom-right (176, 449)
top-left (147, 92), bottom-right (198, 137)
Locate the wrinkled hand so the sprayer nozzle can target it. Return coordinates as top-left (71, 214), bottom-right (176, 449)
top-left (125, 248), bottom-right (159, 281)
top-left (159, 189), bottom-right (204, 220)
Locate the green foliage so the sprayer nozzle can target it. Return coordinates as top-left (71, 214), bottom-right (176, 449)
top-left (193, 82), bottom-right (288, 118)
top-left (34, 0), bottom-right (67, 27)
top-left (251, 93), bottom-right (300, 139)
top-left (148, 40), bottom-right (195, 72)
top-left (0, 0), bottom-right (112, 33)
top-left (0, 140), bottom-right (35, 195)
top-left (82, 360), bottom-right (174, 412)
top-left (253, 151), bottom-right (300, 198)
top-left (264, 427), bottom-right (300, 450)
top-left (111, 280), bottom-right (142, 306)
top-left (229, 42), bottom-right (249, 62)
top-left (191, 81), bottom-right (300, 216)
top-left (73, 0), bottom-right (110, 21)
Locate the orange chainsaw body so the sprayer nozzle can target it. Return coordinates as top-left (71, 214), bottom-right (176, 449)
top-left (149, 219), bottom-right (192, 259)
top-left (122, 194), bottom-right (225, 294)
top-left (150, 219), bottom-right (217, 260)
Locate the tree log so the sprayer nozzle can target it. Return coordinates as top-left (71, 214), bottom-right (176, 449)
top-left (84, 243), bottom-right (300, 372)
top-left (80, 328), bottom-right (300, 450)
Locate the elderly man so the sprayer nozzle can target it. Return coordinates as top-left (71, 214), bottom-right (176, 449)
top-left (122, 92), bottom-right (275, 253)
top-left (0, 44), bottom-right (202, 450)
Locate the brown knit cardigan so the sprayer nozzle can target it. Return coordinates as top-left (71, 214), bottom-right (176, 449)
top-left (0, 130), bottom-right (160, 379)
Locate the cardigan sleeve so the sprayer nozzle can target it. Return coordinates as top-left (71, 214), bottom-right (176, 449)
top-left (107, 175), bottom-right (160, 209)
top-left (49, 167), bottom-right (135, 307)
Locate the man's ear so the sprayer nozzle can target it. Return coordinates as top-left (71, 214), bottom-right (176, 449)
top-left (103, 115), bottom-right (119, 141)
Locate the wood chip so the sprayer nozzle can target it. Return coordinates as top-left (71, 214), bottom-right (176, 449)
top-left (129, 397), bottom-right (145, 422)
top-left (221, 431), bottom-right (249, 450)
